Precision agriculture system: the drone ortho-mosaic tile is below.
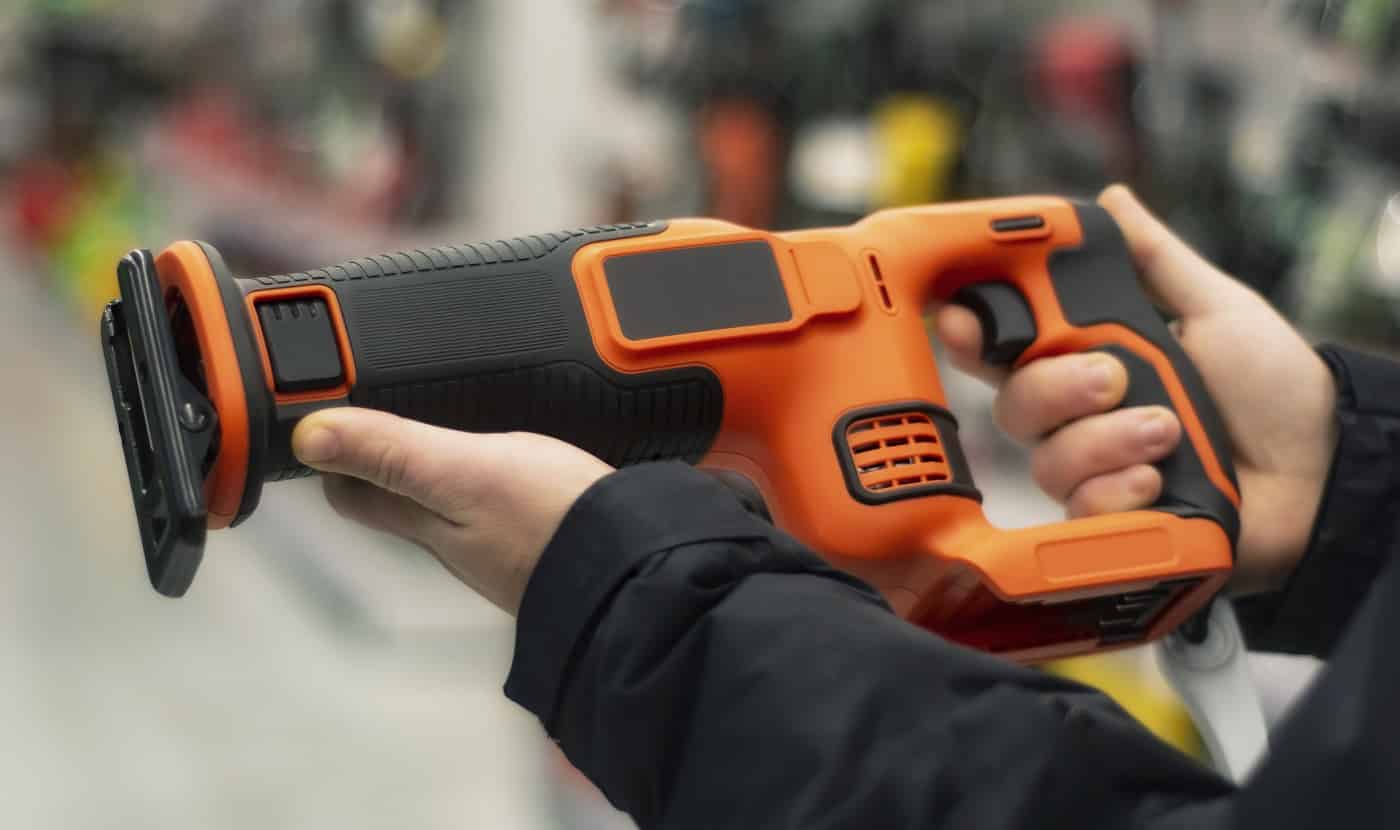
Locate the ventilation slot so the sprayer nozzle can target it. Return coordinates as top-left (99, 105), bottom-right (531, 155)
top-left (867, 254), bottom-right (895, 313)
top-left (845, 412), bottom-right (952, 493)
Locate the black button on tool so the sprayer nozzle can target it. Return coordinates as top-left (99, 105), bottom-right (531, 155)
top-left (257, 298), bottom-right (344, 393)
top-left (991, 215), bottom-right (1046, 233)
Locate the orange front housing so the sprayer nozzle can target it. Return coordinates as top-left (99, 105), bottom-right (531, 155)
top-left (569, 197), bottom-right (1233, 661)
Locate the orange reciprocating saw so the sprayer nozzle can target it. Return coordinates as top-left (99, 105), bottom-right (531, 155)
top-left (102, 196), bottom-right (1237, 661)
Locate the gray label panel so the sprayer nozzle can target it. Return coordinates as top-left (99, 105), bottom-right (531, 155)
top-left (604, 240), bottom-right (792, 340)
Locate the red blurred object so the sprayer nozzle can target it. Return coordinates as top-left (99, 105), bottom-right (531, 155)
top-left (697, 97), bottom-right (783, 229)
top-left (1033, 19), bottom-right (1144, 183)
top-left (1036, 19), bottom-right (1136, 122)
top-left (158, 88), bottom-right (414, 228)
top-left (9, 157), bottom-right (81, 248)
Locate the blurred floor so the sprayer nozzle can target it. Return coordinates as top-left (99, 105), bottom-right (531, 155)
top-left (0, 258), bottom-right (560, 828)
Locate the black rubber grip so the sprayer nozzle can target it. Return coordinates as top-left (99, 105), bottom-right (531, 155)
top-left (244, 222), bottom-right (725, 471)
top-left (361, 362), bottom-right (721, 467)
top-left (1048, 205), bottom-right (1240, 543)
top-left (1094, 345), bottom-right (1239, 541)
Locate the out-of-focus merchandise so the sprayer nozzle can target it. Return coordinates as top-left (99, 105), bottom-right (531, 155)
top-left (598, 0), bottom-right (990, 228)
top-left (1294, 0), bottom-right (1400, 63)
top-left (599, 1), bottom-right (1161, 225)
top-left (597, 0), bottom-right (1400, 347)
top-left (1273, 0), bottom-right (1400, 343)
top-left (1, 0), bottom-right (474, 319)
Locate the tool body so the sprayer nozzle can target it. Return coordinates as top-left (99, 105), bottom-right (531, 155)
top-left (102, 196), bottom-right (1238, 661)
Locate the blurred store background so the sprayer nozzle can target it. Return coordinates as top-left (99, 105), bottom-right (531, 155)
top-left (0, 0), bottom-right (1391, 826)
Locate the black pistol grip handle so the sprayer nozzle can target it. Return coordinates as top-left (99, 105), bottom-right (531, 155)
top-left (956, 203), bottom-right (1240, 545)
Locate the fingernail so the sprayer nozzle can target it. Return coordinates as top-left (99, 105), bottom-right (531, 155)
top-left (295, 425), bottom-right (338, 465)
top-left (1139, 412), bottom-right (1173, 452)
top-left (1084, 356), bottom-right (1119, 400)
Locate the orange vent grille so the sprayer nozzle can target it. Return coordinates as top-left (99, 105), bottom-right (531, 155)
top-left (846, 412), bottom-right (951, 493)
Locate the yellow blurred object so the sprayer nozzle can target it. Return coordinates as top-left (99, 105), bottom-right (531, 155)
top-left (369, 0), bottom-right (449, 80)
top-left (57, 217), bottom-right (125, 319)
top-left (871, 95), bottom-right (963, 208)
top-left (380, 25), bottom-right (447, 80)
top-left (1047, 653), bottom-right (1207, 761)
top-left (49, 162), bottom-right (143, 320)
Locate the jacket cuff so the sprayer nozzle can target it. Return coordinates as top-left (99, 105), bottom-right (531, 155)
top-left (504, 462), bottom-right (774, 727)
top-left (1237, 344), bottom-right (1400, 655)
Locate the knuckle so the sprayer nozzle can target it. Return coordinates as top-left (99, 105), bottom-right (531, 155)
top-left (996, 362), bottom-right (1083, 442)
top-left (370, 440), bottom-right (411, 493)
top-left (993, 377), bottom-right (1041, 439)
top-left (1066, 487), bottom-right (1097, 519)
top-left (1028, 449), bottom-right (1066, 498)
top-left (1087, 419), bottom-right (1130, 467)
top-left (1078, 484), bottom-right (1114, 516)
top-left (1068, 473), bottom-right (1127, 518)
top-left (430, 475), bottom-right (481, 519)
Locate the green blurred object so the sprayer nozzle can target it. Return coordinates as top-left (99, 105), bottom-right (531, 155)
top-left (1339, 0), bottom-right (1399, 61)
top-left (48, 156), bottom-right (152, 319)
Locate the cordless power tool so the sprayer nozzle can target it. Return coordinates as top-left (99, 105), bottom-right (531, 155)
top-left (101, 196), bottom-right (1238, 661)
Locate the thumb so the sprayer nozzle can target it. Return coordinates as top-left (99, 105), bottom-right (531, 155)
top-left (292, 407), bottom-right (468, 508)
top-left (1098, 184), bottom-right (1238, 318)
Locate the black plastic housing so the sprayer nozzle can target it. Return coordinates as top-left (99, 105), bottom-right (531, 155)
top-left (101, 250), bottom-right (218, 597)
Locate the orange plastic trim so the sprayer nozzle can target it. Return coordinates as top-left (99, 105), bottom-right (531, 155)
top-left (154, 242), bottom-right (249, 529)
top-left (243, 285), bottom-right (357, 404)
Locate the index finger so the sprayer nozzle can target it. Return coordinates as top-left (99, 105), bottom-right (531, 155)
top-left (932, 303), bottom-right (1008, 386)
top-left (1098, 184), bottom-right (1240, 318)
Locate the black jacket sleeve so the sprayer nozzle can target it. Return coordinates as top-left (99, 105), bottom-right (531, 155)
top-left (506, 461), bottom-right (1400, 828)
top-left (1237, 344), bottom-right (1400, 656)
top-left (500, 345), bottom-right (1400, 829)
top-left (503, 463), bottom-right (1229, 828)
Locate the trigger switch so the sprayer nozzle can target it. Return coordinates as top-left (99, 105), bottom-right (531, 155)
top-left (953, 281), bottom-right (1037, 366)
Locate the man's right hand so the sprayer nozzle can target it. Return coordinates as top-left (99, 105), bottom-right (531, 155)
top-left (934, 185), bottom-right (1338, 595)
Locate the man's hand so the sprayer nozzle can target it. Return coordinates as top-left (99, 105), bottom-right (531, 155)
top-left (935, 185), bottom-right (1338, 595)
top-left (292, 408), bottom-right (613, 614)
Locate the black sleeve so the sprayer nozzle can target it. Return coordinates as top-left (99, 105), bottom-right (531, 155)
top-left (1236, 344), bottom-right (1400, 656)
top-left (507, 462), bottom-right (1400, 827)
top-left (505, 463), bottom-right (1234, 829)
